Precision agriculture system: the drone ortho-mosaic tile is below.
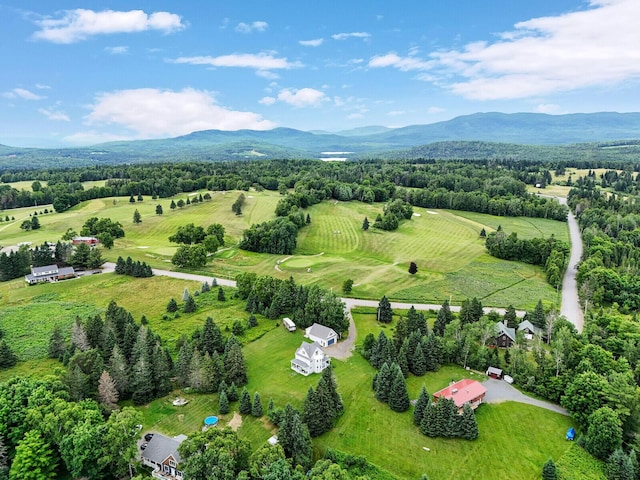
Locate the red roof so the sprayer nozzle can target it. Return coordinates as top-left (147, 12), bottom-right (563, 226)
top-left (433, 379), bottom-right (487, 408)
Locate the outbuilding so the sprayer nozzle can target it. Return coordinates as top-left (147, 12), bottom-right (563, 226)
top-left (305, 323), bottom-right (339, 347)
top-left (283, 318), bottom-right (296, 332)
top-left (486, 366), bottom-right (503, 379)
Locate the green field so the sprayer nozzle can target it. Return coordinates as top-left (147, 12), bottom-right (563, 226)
top-left (0, 274), bottom-right (275, 361)
top-left (0, 191), bottom-right (567, 309)
top-left (135, 305), bottom-right (574, 480)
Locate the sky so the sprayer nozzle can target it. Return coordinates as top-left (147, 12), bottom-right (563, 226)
top-left (1, 0), bottom-right (639, 147)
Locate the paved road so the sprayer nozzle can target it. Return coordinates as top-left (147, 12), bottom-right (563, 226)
top-left (102, 262), bottom-right (237, 287)
top-left (557, 198), bottom-right (584, 332)
top-left (482, 378), bottom-right (568, 415)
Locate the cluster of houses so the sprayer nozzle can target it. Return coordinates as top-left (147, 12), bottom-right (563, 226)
top-left (494, 319), bottom-right (545, 347)
top-left (23, 236), bottom-right (100, 285)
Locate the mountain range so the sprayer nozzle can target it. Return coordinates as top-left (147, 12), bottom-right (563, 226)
top-left (2, 112), bottom-right (640, 169)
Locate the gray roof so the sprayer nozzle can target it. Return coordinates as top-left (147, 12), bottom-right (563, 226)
top-left (306, 323), bottom-right (338, 341)
top-left (25, 266), bottom-right (75, 282)
top-left (297, 341), bottom-right (323, 358)
top-left (31, 264), bottom-right (59, 275)
top-left (142, 434), bottom-right (184, 465)
top-left (487, 366), bottom-right (503, 375)
top-left (518, 320), bottom-right (544, 336)
top-left (495, 322), bottom-right (516, 342)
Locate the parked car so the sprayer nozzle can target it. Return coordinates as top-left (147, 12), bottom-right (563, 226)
top-left (140, 443), bottom-right (148, 450)
top-left (144, 433), bottom-right (154, 442)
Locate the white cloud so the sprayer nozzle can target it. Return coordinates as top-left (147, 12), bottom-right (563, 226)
top-left (369, 52), bottom-right (434, 71)
top-left (536, 103), bottom-right (560, 114)
top-left (105, 46), bottom-right (128, 55)
top-left (38, 108), bottom-right (70, 121)
top-left (347, 113), bottom-right (364, 119)
top-left (259, 96), bottom-right (276, 106)
top-left (2, 88), bottom-right (45, 100)
top-left (63, 131), bottom-right (132, 145)
top-left (387, 110), bottom-right (405, 116)
top-left (332, 32), bottom-right (371, 41)
top-left (277, 88), bottom-right (328, 107)
top-left (172, 53), bottom-right (301, 70)
top-left (427, 106), bottom-right (445, 114)
top-left (235, 21), bottom-right (268, 33)
top-left (83, 88), bottom-right (275, 138)
top-left (429, 0), bottom-right (640, 100)
top-left (35, 83), bottom-right (51, 90)
top-left (256, 70), bottom-right (280, 80)
top-left (299, 38), bottom-right (323, 47)
top-left (32, 9), bottom-right (185, 44)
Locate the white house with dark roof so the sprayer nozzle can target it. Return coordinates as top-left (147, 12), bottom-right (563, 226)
top-left (24, 264), bottom-right (76, 285)
top-left (291, 341), bottom-right (330, 376)
top-left (304, 323), bottom-right (338, 347)
top-left (141, 433), bottom-right (185, 479)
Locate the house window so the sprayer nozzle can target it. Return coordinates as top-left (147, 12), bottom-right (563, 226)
top-left (169, 460), bottom-right (176, 468)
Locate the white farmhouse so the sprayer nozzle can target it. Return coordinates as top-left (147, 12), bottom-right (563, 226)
top-left (304, 323), bottom-right (339, 347)
top-left (291, 341), bottom-right (330, 376)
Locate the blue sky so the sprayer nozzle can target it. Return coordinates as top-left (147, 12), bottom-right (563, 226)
top-left (1, 0), bottom-right (639, 147)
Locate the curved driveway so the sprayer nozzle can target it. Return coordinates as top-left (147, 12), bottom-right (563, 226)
top-left (557, 198), bottom-right (584, 332)
top-left (482, 378), bottom-right (568, 415)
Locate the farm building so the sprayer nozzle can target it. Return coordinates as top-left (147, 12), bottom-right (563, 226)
top-left (518, 320), bottom-right (545, 340)
top-left (305, 323), bottom-right (339, 347)
top-left (24, 264), bottom-right (76, 285)
top-left (494, 321), bottom-right (516, 348)
top-left (141, 433), bottom-right (186, 480)
top-left (433, 379), bottom-right (487, 411)
top-left (486, 366), bottom-right (503, 379)
top-left (291, 341), bottom-right (330, 376)
top-left (283, 318), bottom-right (296, 332)
top-left (72, 236), bottom-right (99, 246)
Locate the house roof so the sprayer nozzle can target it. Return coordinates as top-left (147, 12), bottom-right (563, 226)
top-left (495, 322), bottom-right (516, 342)
top-left (26, 266), bottom-right (75, 282)
top-left (487, 366), bottom-right (503, 376)
top-left (141, 433), bottom-right (184, 465)
top-left (306, 323), bottom-right (338, 341)
top-left (518, 320), bottom-right (544, 336)
top-left (297, 341), bottom-right (323, 358)
top-left (433, 379), bottom-right (487, 408)
top-left (31, 264), bottom-right (59, 275)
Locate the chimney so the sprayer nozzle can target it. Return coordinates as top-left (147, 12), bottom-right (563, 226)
top-left (504, 319), bottom-right (508, 326)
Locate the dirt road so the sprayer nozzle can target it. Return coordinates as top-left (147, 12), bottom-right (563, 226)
top-left (557, 198), bottom-right (584, 332)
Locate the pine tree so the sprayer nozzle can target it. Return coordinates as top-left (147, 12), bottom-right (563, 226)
top-left (183, 295), bottom-right (197, 313)
top-left (459, 403), bottom-right (479, 440)
top-left (301, 387), bottom-right (325, 437)
top-left (170, 199), bottom-right (176, 210)
top-left (279, 405), bottom-right (313, 470)
top-left (389, 365), bottom-right (410, 412)
top-left (133, 209), bottom-right (141, 224)
top-left (218, 287), bottom-right (226, 301)
top-left (411, 343), bottom-right (427, 376)
top-left (130, 356), bottom-right (154, 405)
top-left (397, 341), bottom-right (410, 378)
top-left (413, 386), bottom-right (430, 426)
top-left (377, 295), bottom-right (393, 323)
top-left (71, 318), bottom-right (89, 351)
top-left (156, 204), bottom-right (163, 215)
top-left (606, 449), bottom-right (633, 480)
top-left (0, 340), bottom-right (18, 369)
top-left (374, 362), bottom-right (393, 403)
top-left (252, 392), bottom-right (263, 417)
top-left (439, 398), bottom-right (459, 438)
top-left (317, 366), bottom-right (344, 417)
top-left (433, 300), bottom-right (453, 336)
top-left (224, 336), bottom-right (248, 386)
top-left (420, 402), bottom-right (439, 437)
top-left (167, 298), bottom-right (178, 313)
top-left (408, 262), bottom-right (418, 275)
top-left (362, 217), bottom-right (370, 231)
top-left (240, 387), bottom-right (252, 414)
top-left (542, 458), bottom-right (558, 480)
top-left (108, 345), bottom-right (129, 398)
top-left (227, 382), bottom-right (239, 402)
top-left (98, 370), bottom-right (120, 412)
top-left (423, 333), bottom-right (442, 372)
top-left (531, 300), bottom-right (546, 329)
top-left (219, 390), bottom-right (230, 415)
top-left (504, 305), bottom-right (518, 329)
top-left (48, 325), bottom-right (66, 360)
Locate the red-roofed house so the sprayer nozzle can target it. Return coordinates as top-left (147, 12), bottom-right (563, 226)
top-left (433, 379), bottom-right (487, 411)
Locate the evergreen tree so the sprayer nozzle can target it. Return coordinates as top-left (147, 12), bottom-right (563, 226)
top-left (252, 392), bottom-right (263, 417)
top-left (129, 195), bottom-right (135, 203)
top-left (362, 217), bottom-right (370, 231)
top-left (413, 386), bottom-right (430, 426)
top-left (433, 300), bottom-right (453, 336)
top-left (301, 387), bottom-right (324, 437)
top-left (411, 343), bottom-right (427, 376)
top-left (201, 317), bottom-right (225, 356)
top-left (48, 325), bottom-right (66, 360)
top-left (278, 405), bottom-right (313, 470)
top-left (218, 287), bottom-right (226, 301)
top-left (531, 300), bottom-right (546, 329)
top-left (459, 403), bottom-right (479, 440)
top-left (227, 382), bottom-right (239, 402)
top-left (224, 336), bottom-right (248, 386)
top-left (504, 305), bottom-right (518, 329)
top-left (133, 209), bottom-right (141, 224)
top-left (606, 449), bottom-right (633, 480)
top-left (170, 199), bottom-right (176, 210)
top-left (374, 362), bottom-right (393, 403)
top-left (542, 459), bottom-right (558, 480)
top-left (219, 390), bottom-right (230, 415)
top-left (240, 387), bottom-right (252, 414)
top-left (397, 341), bottom-right (410, 378)
top-left (408, 262), bottom-right (418, 275)
top-left (183, 295), bottom-right (197, 313)
top-left (420, 402), bottom-right (439, 437)
top-left (175, 341), bottom-right (194, 388)
top-left (166, 298), bottom-right (178, 313)
top-left (0, 340), bottom-right (18, 369)
top-left (317, 366), bottom-right (344, 417)
top-left (407, 306), bottom-right (428, 336)
top-left (480, 228), bottom-right (487, 238)
top-left (388, 365), bottom-right (410, 412)
top-left (439, 398), bottom-right (460, 438)
top-left (130, 355), bottom-right (154, 405)
top-left (423, 333), bottom-right (442, 372)
top-left (108, 345), bottom-right (129, 398)
top-left (156, 204), bottom-right (163, 215)
top-left (377, 295), bottom-right (393, 323)
top-left (98, 370), bottom-right (120, 412)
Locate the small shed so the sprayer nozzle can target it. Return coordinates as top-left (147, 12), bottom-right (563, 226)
top-left (486, 366), bottom-right (503, 379)
top-left (283, 318), bottom-right (296, 332)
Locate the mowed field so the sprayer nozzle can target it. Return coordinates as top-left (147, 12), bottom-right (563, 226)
top-left (0, 190), bottom-right (567, 309)
top-left (134, 310), bottom-right (576, 480)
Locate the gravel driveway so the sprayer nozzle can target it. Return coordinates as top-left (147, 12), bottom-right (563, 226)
top-left (482, 378), bottom-right (568, 415)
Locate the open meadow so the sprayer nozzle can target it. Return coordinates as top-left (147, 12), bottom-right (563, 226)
top-left (0, 190), bottom-right (567, 310)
